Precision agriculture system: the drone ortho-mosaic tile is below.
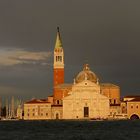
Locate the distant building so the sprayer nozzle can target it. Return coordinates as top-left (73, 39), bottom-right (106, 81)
top-left (23, 28), bottom-right (140, 120)
top-left (24, 99), bottom-right (52, 120)
top-left (122, 96), bottom-right (140, 119)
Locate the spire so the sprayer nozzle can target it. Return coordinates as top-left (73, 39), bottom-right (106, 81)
top-left (55, 27), bottom-right (63, 48)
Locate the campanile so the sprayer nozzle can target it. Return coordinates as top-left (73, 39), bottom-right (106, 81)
top-left (53, 27), bottom-right (64, 88)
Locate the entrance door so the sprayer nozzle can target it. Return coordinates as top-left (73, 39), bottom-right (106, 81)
top-left (84, 107), bottom-right (89, 117)
top-left (56, 113), bottom-right (59, 119)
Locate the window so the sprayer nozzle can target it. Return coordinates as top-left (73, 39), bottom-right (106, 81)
top-left (131, 105), bottom-right (133, 109)
top-left (32, 113), bottom-right (35, 116)
top-left (41, 113), bottom-right (43, 116)
top-left (27, 113), bottom-right (29, 116)
top-left (136, 105), bottom-right (139, 109)
top-left (60, 56), bottom-right (62, 62)
top-left (57, 100), bottom-right (59, 105)
top-left (114, 99), bottom-right (116, 104)
top-left (32, 109), bottom-right (35, 112)
top-left (58, 56), bottom-right (60, 61)
top-left (46, 113), bottom-right (48, 116)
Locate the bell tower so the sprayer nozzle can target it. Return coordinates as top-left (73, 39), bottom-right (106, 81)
top-left (53, 27), bottom-right (64, 88)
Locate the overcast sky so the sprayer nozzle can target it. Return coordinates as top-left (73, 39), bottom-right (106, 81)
top-left (0, 0), bottom-right (140, 102)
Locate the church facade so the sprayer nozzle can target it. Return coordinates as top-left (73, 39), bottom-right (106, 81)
top-left (63, 78), bottom-right (109, 119)
top-left (22, 28), bottom-right (139, 120)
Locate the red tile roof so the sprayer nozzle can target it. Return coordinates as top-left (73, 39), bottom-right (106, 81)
top-left (124, 95), bottom-right (140, 98)
top-left (25, 99), bottom-right (50, 104)
top-left (128, 98), bottom-right (140, 102)
top-left (100, 83), bottom-right (119, 88)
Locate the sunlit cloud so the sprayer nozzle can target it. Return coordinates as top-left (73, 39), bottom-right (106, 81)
top-left (0, 48), bottom-right (52, 66)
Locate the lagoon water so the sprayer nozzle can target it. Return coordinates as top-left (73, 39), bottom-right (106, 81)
top-left (0, 120), bottom-right (140, 140)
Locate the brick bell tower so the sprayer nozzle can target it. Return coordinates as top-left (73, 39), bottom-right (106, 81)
top-left (53, 27), bottom-right (64, 104)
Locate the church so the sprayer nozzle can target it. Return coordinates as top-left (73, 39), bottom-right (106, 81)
top-left (22, 28), bottom-right (127, 120)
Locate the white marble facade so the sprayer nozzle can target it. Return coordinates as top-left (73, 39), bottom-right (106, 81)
top-left (63, 79), bottom-right (109, 119)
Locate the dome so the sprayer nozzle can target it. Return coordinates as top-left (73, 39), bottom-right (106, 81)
top-left (75, 64), bottom-right (98, 83)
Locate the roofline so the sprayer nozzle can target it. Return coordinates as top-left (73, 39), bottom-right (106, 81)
top-left (25, 102), bottom-right (51, 104)
top-left (100, 83), bottom-right (119, 88)
top-left (123, 95), bottom-right (140, 98)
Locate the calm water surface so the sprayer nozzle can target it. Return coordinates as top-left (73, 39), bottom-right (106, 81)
top-left (0, 120), bottom-right (140, 140)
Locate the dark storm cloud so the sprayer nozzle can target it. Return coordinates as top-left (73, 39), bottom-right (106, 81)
top-left (0, 0), bottom-right (140, 100)
top-left (0, 64), bottom-right (53, 98)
